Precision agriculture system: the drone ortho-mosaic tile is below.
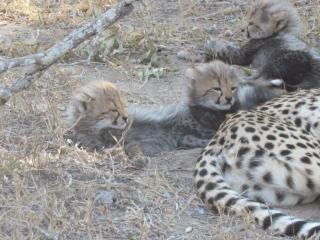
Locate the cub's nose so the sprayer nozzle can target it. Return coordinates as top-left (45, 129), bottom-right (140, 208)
top-left (225, 97), bottom-right (233, 104)
top-left (122, 116), bottom-right (128, 122)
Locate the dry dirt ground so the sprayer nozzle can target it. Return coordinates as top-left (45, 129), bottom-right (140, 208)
top-left (0, 0), bottom-right (320, 239)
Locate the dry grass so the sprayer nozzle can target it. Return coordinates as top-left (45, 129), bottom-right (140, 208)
top-left (0, 0), bottom-right (117, 24)
top-left (0, 0), bottom-right (319, 239)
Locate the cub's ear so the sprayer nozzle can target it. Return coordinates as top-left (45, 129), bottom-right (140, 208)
top-left (76, 92), bottom-right (94, 113)
top-left (272, 10), bottom-right (289, 32)
top-left (185, 67), bottom-right (197, 80)
top-left (77, 100), bottom-right (87, 113)
top-left (186, 67), bottom-right (202, 83)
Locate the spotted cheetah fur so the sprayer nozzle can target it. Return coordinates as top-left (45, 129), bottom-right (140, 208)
top-left (195, 88), bottom-right (320, 239)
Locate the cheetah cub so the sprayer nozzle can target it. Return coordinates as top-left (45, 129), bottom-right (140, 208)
top-left (65, 61), bottom-right (279, 156)
top-left (205, 0), bottom-right (320, 91)
top-left (65, 81), bottom-right (128, 151)
top-left (65, 61), bottom-right (240, 155)
top-left (195, 88), bottom-right (320, 238)
top-left (123, 61), bottom-right (239, 157)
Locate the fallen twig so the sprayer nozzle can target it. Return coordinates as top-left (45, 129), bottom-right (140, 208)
top-left (0, 0), bottom-right (137, 105)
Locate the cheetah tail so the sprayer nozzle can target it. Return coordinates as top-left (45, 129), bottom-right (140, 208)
top-left (195, 154), bottom-right (320, 239)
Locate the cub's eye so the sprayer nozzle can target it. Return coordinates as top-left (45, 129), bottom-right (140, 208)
top-left (110, 109), bottom-right (118, 113)
top-left (231, 87), bottom-right (237, 91)
top-left (98, 112), bottom-right (109, 119)
top-left (213, 88), bottom-right (222, 91)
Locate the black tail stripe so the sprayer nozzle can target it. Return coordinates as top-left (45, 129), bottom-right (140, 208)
top-left (263, 213), bottom-right (285, 230)
top-left (307, 225), bottom-right (320, 238)
top-left (284, 221), bottom-right (306, 236)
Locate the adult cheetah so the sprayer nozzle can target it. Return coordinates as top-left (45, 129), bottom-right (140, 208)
top-left (195, 89), bottom-right (320, 238)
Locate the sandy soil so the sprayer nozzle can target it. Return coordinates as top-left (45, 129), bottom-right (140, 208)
top-left (0, 0), bottom-right (319, 239)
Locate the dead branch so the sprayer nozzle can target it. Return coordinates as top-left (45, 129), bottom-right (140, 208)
top-left (0, 0), bottom-right (137, 105)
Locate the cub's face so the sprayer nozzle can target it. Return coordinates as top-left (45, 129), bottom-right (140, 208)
top-left (74, 82), bottom-right (128, 134)
top-left (186, 61), bottom-right (238, 110)
top-left (246, 0), bottom-right (289, 39)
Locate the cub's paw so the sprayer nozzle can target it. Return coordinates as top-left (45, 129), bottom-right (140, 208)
top-left (100, 128), bottom-right (124, 147)
top-left (124, 143), bottom-right (149, 169)
top-left (130, 154), bottom-right (150, 169)
top-left (204, 37), bottom-right (235, 61)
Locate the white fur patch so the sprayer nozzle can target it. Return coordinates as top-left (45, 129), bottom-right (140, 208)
top-left (129, 104), bottom-right (187, 123)
top-left (270, 79), bottom-right (283, 86)
top-left (310, 47), bottom-right (320, 60)
top-left (237, 85), bottom-right (256, 104)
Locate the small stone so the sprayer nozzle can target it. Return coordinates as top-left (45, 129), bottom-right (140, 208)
top-left (162, 191), bottom-right (171, 199)
top-left (224, 30), bottom-right (233, 37)
top-left (205, 25), bottom-right (217, 34)
top-left (195, 206), bottom-right (205, 215)
top-left (177, 50), bottom-right (192, 60)
top-left (0, 87), bottom-right (11, 105)
top-left (57, 105), bottom-right (66, 111)
top-left (177, 50), bottom-right (201, 62)
top-left (185, 226), bottom-right (193, 233)
top-left (94, 190), bottom-right (114, 206)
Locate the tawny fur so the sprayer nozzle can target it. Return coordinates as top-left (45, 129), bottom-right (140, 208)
top-left (65, 61), bottom-right (280, 156)
top-left (205, 0), bottom-right (320, 97)
top-left (65, 61), bottom-right (240, 155)
top-left (122, 61), bottom-right (240, 157)
top-left (65, 81), bottom-right (128, 151)
top-left (246, 0), bottom-right (301, 39)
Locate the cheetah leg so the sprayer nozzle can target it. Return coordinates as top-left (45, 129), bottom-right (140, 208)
top-left (64, 131), bottom-right (107, 151)
top-left (204, 38), bottom-right (242, 63)
top-left (228, 180), bottom-right (320, 206)
top-left (204, 37), bottom-right (268, 65)
top-left (178, 135), bottom-right (210, 148)
top-left (222, 153), bottom-right (320, 206)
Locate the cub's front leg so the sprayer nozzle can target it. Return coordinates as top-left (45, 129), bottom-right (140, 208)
top-left (100, 128), bottom-right (124, 146)
top-left (178, 135), bottom-right (210, 149)
top-left (123, 142), bottom-right (150, 168)
top-left (204, 37), bottom-right (243, 64)
top-left (64, 130), bottom-right (107, 151)
top-left (204, 38), bottom-right (264, 66)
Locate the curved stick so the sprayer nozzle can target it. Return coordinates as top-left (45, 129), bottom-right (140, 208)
top-left (0, 0), bottom-right (137, 105)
